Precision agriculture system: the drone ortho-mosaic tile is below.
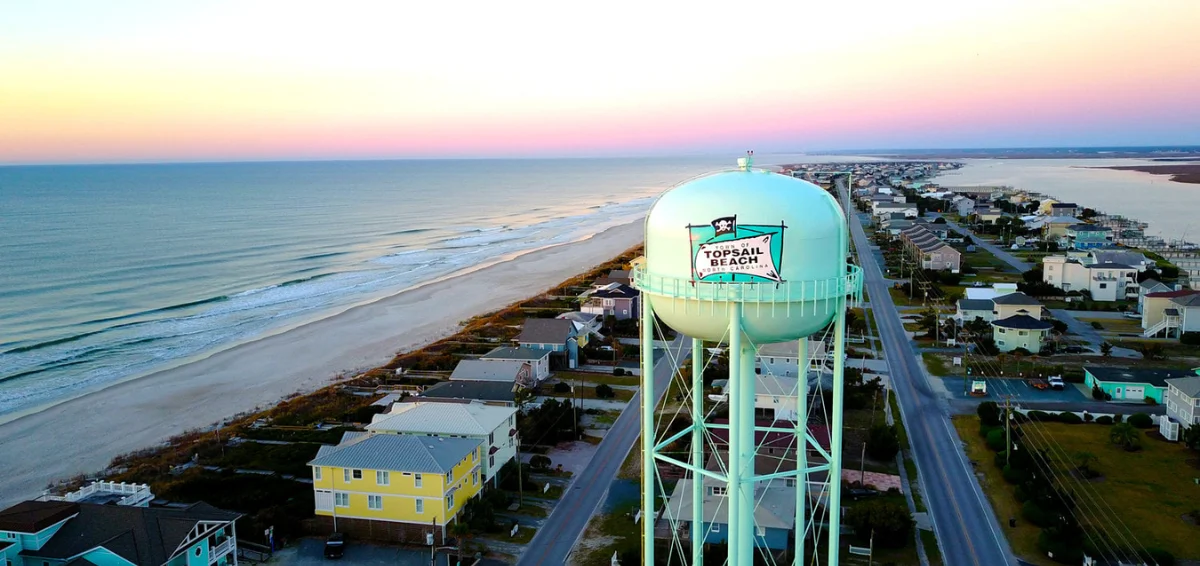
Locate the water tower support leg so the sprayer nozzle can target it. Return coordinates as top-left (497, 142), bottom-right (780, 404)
top-left (826, 300), bottom-right (848, 566)
top-left (737, 335), bottom-right (757, 566)
top-left (692, 338), bottom-right (705, 565)
top-left (794, 339), bottom-right (808, 565)
top-left (641, 299), bottom-right (656, 566)
top-left (726, 303), bottom-right (743, 565)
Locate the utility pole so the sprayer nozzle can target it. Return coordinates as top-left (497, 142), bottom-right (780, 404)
top-left (860, 442), bottom-right (868, 485)
top-left (516, 436), bottom-right (524, 505)
top-left (1005, 396), bottom-right (1013, 466)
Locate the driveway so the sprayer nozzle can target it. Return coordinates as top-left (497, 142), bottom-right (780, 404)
top-left (1050, 309), bottom-right (1141, 358)
top-left (273, 538), bottom-right (505, 566)
top-left (939, 217), bottom-right (1031, 272)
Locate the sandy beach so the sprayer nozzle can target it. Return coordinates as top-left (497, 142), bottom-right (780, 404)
top-left (0, 221), bottom-right (643, 506)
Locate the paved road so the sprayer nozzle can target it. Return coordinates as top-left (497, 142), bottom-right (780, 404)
top-left (940, 217), bottom-right (1031, 272)
top-left (842, 181), bottom-right (1018, 566)
top-left (1049, 309), bottom-right (1142, 358)
top-left (518, 335), bottom-right (690, 566)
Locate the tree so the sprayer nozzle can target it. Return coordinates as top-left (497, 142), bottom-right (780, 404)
top-left (1074, 451), bottom-right (1098, 478)
top-left (977, 401), bottom-right (1002, 427)
top-left (844, 499), bottom-right (914, 549)
top-left (1127, 412), bottom-right (1154, 428)
top-left (595, 384), bottom-right (616, 399)
top-left (1100, 342), bottom-right (1113, 357)
top-left (1138, 343), bottom-right (1167, 360)
top-left (917, 308), bottom-right (940, 337)
top-left (867, 424), bottom-right (900, 461)
top-left (1022, 267), bottom-right (1044, 284)
top-left (1182, 424), bottom-right (1200, 452)
top-left (1109, 422), bottom-right (1141, 451)
top-left (552, 381), bottom-right (571, 393)
top-left (449, 519), bottom-right (472, 564)
top-left (529, 454), bottom-right (552, 470)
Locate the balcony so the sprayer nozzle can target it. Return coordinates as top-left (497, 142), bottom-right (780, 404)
top-left (38, 481), bottom-right (153, 507)
top-left (210, 537), bottom-right (235, 564)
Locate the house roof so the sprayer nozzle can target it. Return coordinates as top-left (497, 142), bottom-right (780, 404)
top-left (757, 374), bottom-right (799, 396)
top-left (515, 319), bottom-right (575, 344)
top-left (590, 283), bottom-right (639, 299)
top-left (958, 299), bottom-right (995, 312)
top-left (991, 314), bottom-right (1054, 330)
top-left (15, 501), bottom-right (237, 565)
top-left (450, 360), bottom-right (528, 382)
top-left (367, 400), bottom-right (515, 436)
top-left (1172, 294), bottom-right (1200, 307)
top-left (1145, 289), bottom-right (1200, 299)
top-left (1051, 202), bottom-right (1077, 208)
top-left (480, 346), bottom-right (550, 362)
top-left (1085, 367), bottom-right (1199, 388)
top-left (1068, 224), bottom-right (1110, 232)
top-left (756, 340), bottom-right (826, 360)
top-left (1091, 250), bottom-right (1150, 266)
top-left (420, 380), bottom-right (517, 402)
top-left (593, 270), bottom-right (631, 286)
top-left (1085, 263), bottom-right (1134, 270)
top-left (556, 312), bottom-right (600, 325)
top-left (0, 500), bottom-right (78, 533)
top-left (310, 432), bottom-right (480, 474)
top-left (1166, 376), bottom-right (1200, 398)
top-left (709, 418), bottom-right (831, 452)
top-left (991, 292), bottom-right (1040, 306)
top-left (665, 477), bottom-right (796, 530)
top-left (1139, 279), bottom-right (1170, 292)
top-left (1164, 308), bottom-right (1180, 316)
top-left (1045, 216), bottom-right (1083, 224)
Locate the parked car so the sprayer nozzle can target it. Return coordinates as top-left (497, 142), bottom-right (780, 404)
top-left (1064, 346), bottom-right (1084, 354)
top-left (324, 533), bottom-right (345, 559)
top-left (1123, 311), bottom-right (1141, 319)
top-left (1048, 376), bottom-right (1065, 391)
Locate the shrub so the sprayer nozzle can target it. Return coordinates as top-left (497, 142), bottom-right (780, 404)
top-left (1128, 413), bottom-right (1153, 428)
top-left (1057, 412), bottom-right (1082, 425)
top-left (867, 424), bottom-right (901, 461)
top-left (1091, 385), bottom-right (1107, 401)
top-left (1113, 414), bottom-right (1123, 423)
top-left (595, 384), bottom-right (616, 399)
top-left (1095, 415), bottom-right (1113, 425)
top-left (1021, 501), bottom-right (1055, 528)
top-left (552, 382), bottom-right (571, 393)
top-left (1027, 410), bottom-right (1056, 422)
top-left (1002, 464), bottom-right (1031, 485)
top-left (979, 424), bottom-right (999, 439)
top-left (1182, 332), bottom-right (1200, 346)
top-left (1144, 396), bottom-right (1157, 405)
top-left (1090, 321), bottom-right (1104, 329)
top-left (1011, 347), bottom-right (1033, 356)
top-left (986, 429), bottom-right (1007, 452)
top-left (976, 401), bottom-right (1002, 427)
top-left (612, 368), bottom-right (625, 376)
top-left (529, 454), bottom-right (552, 470)
top-left (844, 500), bottom-right (914, 549)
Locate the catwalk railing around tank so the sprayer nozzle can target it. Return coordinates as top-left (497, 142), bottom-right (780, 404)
top-left (631, 264), bottom-right (863, 313)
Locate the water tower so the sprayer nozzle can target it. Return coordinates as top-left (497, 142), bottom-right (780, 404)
top-left (633, 155), bottom-right (861, 565)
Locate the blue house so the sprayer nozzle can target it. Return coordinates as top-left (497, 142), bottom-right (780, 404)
top-left (514, 318), bottom-right (580, 369)
top-left (1083, 366), bottom-right (1198, 403)
top-left (0, 499), bottom-right (240, 566)
top-left (1066, 224), bottom-right (1113, 250)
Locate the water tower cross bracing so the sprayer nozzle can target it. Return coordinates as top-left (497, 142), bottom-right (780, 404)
top-left (633, 156), bottom-right (862, 565)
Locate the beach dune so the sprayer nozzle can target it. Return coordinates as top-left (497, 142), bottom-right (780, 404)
top-left (0, 221), bottom-right (643, 507)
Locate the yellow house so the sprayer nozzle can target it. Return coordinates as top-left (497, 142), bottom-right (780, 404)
top-left (991, 292), bottom-right (1044, 320)
top-left (309, 432), bottom-right (483, 543)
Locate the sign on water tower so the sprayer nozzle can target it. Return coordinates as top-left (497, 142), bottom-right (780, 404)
top-left (689, 215), bottom-right (786, 282)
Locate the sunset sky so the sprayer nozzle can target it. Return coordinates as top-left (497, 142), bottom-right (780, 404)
top-left (2, 0), bottom-right (1199, 164)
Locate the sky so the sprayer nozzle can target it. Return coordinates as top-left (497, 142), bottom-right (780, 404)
top-left (1, 0), bottom-right (1199, 164)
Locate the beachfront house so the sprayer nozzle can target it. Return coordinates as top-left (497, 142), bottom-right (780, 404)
top-left (1083, 367), bottom-right (1199, 403)
top-left (581, 283), bottom-right (640, 321)
top-left (1141, 289), bottom-right (1200, 339)
top-left (366, 400), bottom-right (517, 485)
top-left (592, 269), bottom-right (631, 288)
top-left (419, 380), bottom-right (519, 406)
top-left (479, 347), bottom-right (551, 382)
top-left (991, 314), bottom-right (1054, 354)
top-left (1161, 374), bottom-right (1200, 441)
top-left (1042, 256), bottom-right (1138, 301)
top-left (449, 359), bottom-right (535, 389)
top-left (0, 499), bottom-right (240, 566)
top-left (309, 432), bottom-right (482, 544)
top-left (514, 318), bottom-right (581, 368)
top-left (1065, 224), bottom-right (1113, 250)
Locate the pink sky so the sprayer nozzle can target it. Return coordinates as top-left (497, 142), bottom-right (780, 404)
top-left (1, 1), bottom-right (1198, 164)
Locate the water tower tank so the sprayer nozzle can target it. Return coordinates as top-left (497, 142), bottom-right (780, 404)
top-left (639, 168), bottom-right (848, 343)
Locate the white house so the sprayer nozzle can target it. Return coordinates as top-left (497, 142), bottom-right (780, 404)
top-left (756, 374), bottom-right (800, 421)
top-left (756, 340), bottom-right (829, 378)
top-left (1041, 256), bottom-right (1137, 301)
top-left (956, 298), bottom-right (996, 322)
top-left (1161, 375), bottom-right (1200, 442)
top-left (479, 347), bottom-right (551, 382)
top-left (367, 400), bottom-right (519, 485)
top-left (872, 201), bottom-right (918, 219)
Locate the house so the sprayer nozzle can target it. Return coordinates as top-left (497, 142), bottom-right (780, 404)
top-left (1161, 374), bottom-right (1200, 441)
top-left (965, 283), bottom-right (1019, 301)
top-left (756, 340), bottom-right (830, 378)
top-left (971, 207), bottom-right (1004, 224)
top-left (479, 347), bottom-right (551, 382)
top-left (1136, 279), bottom-right (1172, 313)
top-left (991, 291), bottom-right (1044, 320)
top-left (954, 196), bottom-right (976, 216)
top-left (899, 225), bottom-right (961, 272)
top-left (991, 314), bottom-right (1054, 353)
top-left (366, 400), bottom-right (517, 485)
top-left (419, 380), bottom-right (519, 406)
top-left (754, 374), bottom-right (802, 421)
top-left (1141, 289), bottom-right (1200, 338)
top-left (0, 498), bottom-right (240, 566)
top-left (872, 201), bottom-right (918, 218)
top-left (881, 213), bottom-right (914, 236)
top-left (1088, 250), bottom-right (1154, 272)
top-left (1041, 256), bottom-right (1137, 301)
top-left (1050, 202), bottom-right (1079, 217)
top-left (1083, 367), bottom-right (1199, 403)
top-left (555, 311), bottom-right (602, 340)
top-left (581, 283), bottom-right (640, 321)
top-left (449, 359), bottom-right (534, 389)
top-left (592, 269), bottom-right (631, 288)
top-left (1042, 216), bottom-right (1083, 239)
top-left (956, 298), bottom-right (996, 322)
top-left (309, 432), bottom-right (483, 543)
top-left (514, 318), bottom-right (580, 368)
top-left (708, 418), bottom-right (831, 459)
top-left (1065, 224), bottom-right (1113, 250)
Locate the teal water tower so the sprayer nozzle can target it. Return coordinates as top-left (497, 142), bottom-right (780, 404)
top-left (633, 155), bottom-right (861, 566)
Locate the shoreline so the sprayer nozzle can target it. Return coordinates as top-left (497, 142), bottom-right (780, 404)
top-left (1085, 163), bottom-right (1200, 185)
top-left (0, 220), bottom-right (644, 507)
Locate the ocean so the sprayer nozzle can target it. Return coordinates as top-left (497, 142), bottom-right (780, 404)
top-left (1, 155), bottom-right (850, 419)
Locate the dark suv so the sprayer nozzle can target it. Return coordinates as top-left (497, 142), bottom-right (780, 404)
top-left (324, 533), bottom-right (345, 559)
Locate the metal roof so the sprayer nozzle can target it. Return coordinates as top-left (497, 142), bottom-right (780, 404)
top-left (1085, 367), bottom-right (1198, 388)
top-left (309, 432), bottom-right (480, 474)
top-left (367, 400), bottom-right (515, 436)
top-left (480, 346), bottom-right (550, 361)
top-left (450, 360), bottom-right (527, 382)
top-left (1166, 376), bottom-right (1200, 398)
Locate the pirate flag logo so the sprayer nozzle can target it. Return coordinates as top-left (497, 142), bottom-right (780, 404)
top-left (687, 216), bottom-right (787, 283)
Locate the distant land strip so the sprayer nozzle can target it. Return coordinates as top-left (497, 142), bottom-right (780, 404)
top-left (1091, 164), bottom-right (1200, 185)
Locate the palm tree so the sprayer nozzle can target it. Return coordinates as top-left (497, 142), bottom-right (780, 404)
top-left (448, 519), bottom-right (472, 565)
top-left (1074, 451), bottom-right (1098, 477)
top-left (1109, 423), bottom-right (1141, 451)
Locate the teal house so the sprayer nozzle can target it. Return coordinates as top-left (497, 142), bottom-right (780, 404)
top-left (1083, 366), bottom-right (1197, 403)
top-left (0, 500), bottom-right (240, 566)
top-left (1066, 224), bottom-right (1113, 250)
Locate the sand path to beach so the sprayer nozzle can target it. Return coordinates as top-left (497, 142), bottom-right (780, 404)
top-left (0, 221), bottom-right (642, 506)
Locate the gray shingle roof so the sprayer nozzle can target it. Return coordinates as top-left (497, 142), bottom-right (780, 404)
top-left (1086, 367), bottom-right (1198, 387)
top-left (1166, 376), bottom-right (1200, 398)
top-left (991, 314), bottom-right (1054, 330)
top-left (958, 299), bottom-right (994, 311)
top-left (481, 346), bottom-right (550, 361)
top-left (515, 319), bottom-right (575, 344)
top-left (1086, 263), bottom-right (1134, 270)
top-left (309, 432), bottom-right (480, 474)
top-left (1173, 294), bottom-right (1200, 307)
top-left (991, 292), bottom-right (1040, 306)
top-left (450, 360), bottom-right (527, 382)
top-left (421, 380), bottom-right (517, 402)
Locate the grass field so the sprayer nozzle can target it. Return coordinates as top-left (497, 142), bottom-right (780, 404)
top-left (922, 352), bottom-right (950, 376)
top-left (953, 415), bottom-right (1200, 563)
top-left (1076, 317), bottom-right (1144, 334)
top-left (555, 370), bottom-right (640, 387)
top-left (544, 386), bottom-right (634, 402)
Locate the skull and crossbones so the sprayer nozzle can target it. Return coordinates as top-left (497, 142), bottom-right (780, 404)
top-left (714, 219), bottom-right (733, 232)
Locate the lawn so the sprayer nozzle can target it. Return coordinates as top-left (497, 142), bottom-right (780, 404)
top-left (922, 352), bottom-right (950, 377)
top-left (1111, 339), bottom-right (1200, 360)
top-left (543, 386), bottom-right (634, 402)
top-left (1076, 317), bottom-right (1144, 334)
top-left (954, 416), bottom-right (1200, 563)
top-left (964, 250), bottom-right (1017, 273)
top-left (555, 370), bottom-right (640, 387)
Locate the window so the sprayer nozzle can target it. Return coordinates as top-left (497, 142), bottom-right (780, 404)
top-left (313, 467), bottom-right (322, 481)
top-left (710, 486), bottom-right (727, 496)
top-left (710, 524), bottom-right (721, 533)
top-left (377, 470), bottom-right (389, 485)
top-left (1099, 283), bottom-right (1108, 289)
top-left (757, 526), bottom-right (767, 537)
top-left (195, 548), bottom-right (202, 557)
top-left (415, 499), bottom-right (424, 513)
top-left (1018, 331), bottom-right (1028, 336)
top-left (997, 340), bottom-right (1006, 346)
top-left (352, 469), bottom-right (362, 480)
top-left (446, 470), bottom-right (453, 484)
top-left (471, 449), bottom-right (476, 462)
top-left (786, 479), bottom-right (796, 487)
top-left (447, 492), bottom-right (455, 509)
top-left (343, 469), bottom-right (350, 482)
top-left (490, 454), bottom-right (495, 468)
top-left (335, 492), bottom-right (349, 507)
top-left (997, 328), bottom-right (1006, 334)
top-left (489, 432), bottom-right (495, 444)
top-left (473, 471), bottom-right (479, 485)
top-left (368, 495), bottom-right (382, 510)
top-left (415, 473), bottom-right (423, 488)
